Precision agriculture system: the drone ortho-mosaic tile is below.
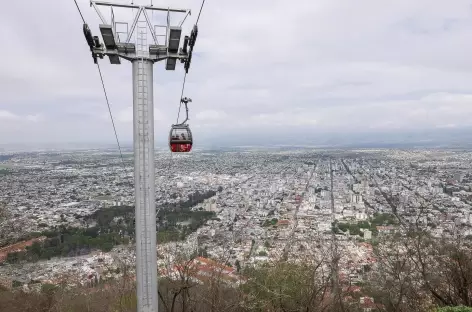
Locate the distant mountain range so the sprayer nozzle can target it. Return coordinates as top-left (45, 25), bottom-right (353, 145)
top-left (1, 127), bottom-right (471, 152)
top-left (195, 126), bottom-right (472, 149)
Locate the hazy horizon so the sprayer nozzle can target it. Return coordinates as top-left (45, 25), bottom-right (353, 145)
top-left (1, 126), bottom-right (471, 152)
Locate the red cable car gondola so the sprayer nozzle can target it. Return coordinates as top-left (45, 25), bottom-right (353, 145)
top-left (169, 97), bottom-right (193, 153)
top-left (169, 124), bottom-right (193, 152)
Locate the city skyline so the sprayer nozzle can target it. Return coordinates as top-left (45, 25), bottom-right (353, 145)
top-left (1, 147), bottom-right (472, 310)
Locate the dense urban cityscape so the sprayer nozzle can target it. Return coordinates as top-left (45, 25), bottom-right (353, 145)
top-left (0, 148), bottom-right (471, 311)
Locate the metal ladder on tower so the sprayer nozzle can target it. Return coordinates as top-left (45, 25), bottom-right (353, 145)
top-left (136, 21), bottom-right (148, 58)
top-left (136, 21), bottom-right (152, 307)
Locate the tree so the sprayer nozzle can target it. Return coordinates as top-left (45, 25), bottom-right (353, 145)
top-left (235, 260), bottom-right (241, 273)
top-left (12, 280), bottom-right (22, 288)
top-left (30, 241), bottom-right (42, 256)
top-left (241, 261), bottom-right (338, 311)
top-left (41, 283), bottom-right (58, 294)
top-left (437, 308), bottom-right (472, 312)
top-left (369, 228), bottom-right (472, 311)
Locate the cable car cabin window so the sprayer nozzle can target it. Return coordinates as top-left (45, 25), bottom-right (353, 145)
top-left (169, 126), bottom-right (193, 153)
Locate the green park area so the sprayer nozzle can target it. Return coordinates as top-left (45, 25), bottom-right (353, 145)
top-left (5, 190), bottom-right (217, 264)
top-left (333, 212), bottom-right (398, 237)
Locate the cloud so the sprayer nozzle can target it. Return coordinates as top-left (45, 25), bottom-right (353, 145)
top-left (114, 106), bottom-right (165, 123)
top-left (195, 110), bottom-right (226, 121)
top-left (436, 124), bottom-right (457, 129)
top-left (0, 110), bottom-right (16, 120)
top-left (1, 0), bottom-right (472, 145)
top-left (0, 110), bottom-right (43, 122)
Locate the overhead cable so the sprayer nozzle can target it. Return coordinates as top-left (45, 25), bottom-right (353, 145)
top-left (73, 0), bottom-right (86, 23)
top-left (73, 0), bottom-right (126, 169)
top-left (96, 63), bottom-right (126, 168)
top-left (196, 0), bottom-right (206, 25)
top-left (174, 0), bottom-right (206, 125)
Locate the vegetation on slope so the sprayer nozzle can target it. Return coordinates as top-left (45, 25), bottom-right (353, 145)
top-left (1, 241), bottom-right (472, 312)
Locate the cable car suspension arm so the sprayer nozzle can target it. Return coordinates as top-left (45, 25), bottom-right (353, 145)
top-left (175, 0), bottom-right (204, 124)
top-left (177, 97), bottom-right (192, 125)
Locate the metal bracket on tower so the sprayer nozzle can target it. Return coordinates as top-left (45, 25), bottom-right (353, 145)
top-left (83, 1), bottom-right (196, 69)
top-left (183, 25), bottom-right (198, 73)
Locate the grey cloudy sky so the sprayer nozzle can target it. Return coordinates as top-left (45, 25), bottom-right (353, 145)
top-left (1, 0), bottom-right (472, 146)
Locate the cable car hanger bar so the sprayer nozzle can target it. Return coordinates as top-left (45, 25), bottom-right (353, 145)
top-left (178, 97), bottom-right (191, 125)
top-left (90, 1), bottom-right (190, 13)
